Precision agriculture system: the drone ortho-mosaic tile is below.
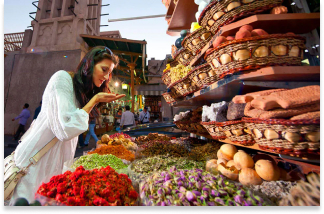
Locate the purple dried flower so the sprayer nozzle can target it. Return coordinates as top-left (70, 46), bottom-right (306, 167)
top-left (186, 191), bottom-right (196, 202)
top-left (161, 201), bottom-right (166, 206)
top-left (211, 190), bottom-right (220, 197)
top-left (179, 186), bottom-right (186, 192)
top-left (178, 181), bottom-right (183, 187)
top-left (215, 198), bottom-right (225, 205)
top-left (207, 202), bottom-right (215, 206)
top-left (157, 188), bottom-right (164, 196)
top-left (196, 181), bottom-right (202, 190)
top-left (243, 200), bottom-right (253, 206)
top-left (202, 187), bottom-right (210, 192)
top-left (218, 189), bottom-right (228, 197)
top-left (192, 190), bottom-right (201, 196)
top-left (237, 190), bottom-right (246, 196)
top-left (234, 195), bottom-right (244, 204)
top-left (165, 174), bottom-right (171, 181)
top-left (188, 182), bottom-right (194, 188)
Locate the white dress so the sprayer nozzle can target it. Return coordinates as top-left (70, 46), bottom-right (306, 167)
top-left (10, 70), bottom-right (89, 204)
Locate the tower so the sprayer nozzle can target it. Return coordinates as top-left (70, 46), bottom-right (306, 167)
top-left (28, 0), bottom-right (102, 53)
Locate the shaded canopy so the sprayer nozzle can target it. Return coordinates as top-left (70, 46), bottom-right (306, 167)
top-left (81, 34), bottom-right (148, 84)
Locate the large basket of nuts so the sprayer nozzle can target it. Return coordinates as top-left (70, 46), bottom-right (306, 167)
top-left (189, 63), bottom-right (218, 88)
top-left (243, 117), bottom-right (320, 156)
top-left (199, 0), bottom-right (282, 35)
top-left (182, 27), bottom-right (212, 55)
top-left (174, 48), bottom-right (195, 66)
top-left (205, 34), bottom-right (306, 79)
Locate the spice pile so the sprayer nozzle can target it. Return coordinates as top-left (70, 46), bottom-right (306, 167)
top-left (187, 142), bottom-right (221, 162)
top-left (140, 141), bottom-right (189, 158)
top-left (37, 166), bottom-right (138, 206)
top-left (136, 133), bottom-right (171, 145)
top-left (72, 154), bottom-right (127, 171)
top-left (131, 155), bottom-right (204, 175)
top-left (88, 145), bottom-right (135, 162)
top-left (250, 181), bottom-right (297, 205)
top-left (98, 134), bottom-right (138, 152)
top-left (140, 166), bottom-right (272, 206)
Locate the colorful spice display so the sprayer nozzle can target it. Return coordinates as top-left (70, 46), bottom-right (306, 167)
top-left (36, 166), bottom-right (138, 206)
top-left (71, 154), bottom-right (127, 171)
top-left (140, 166), bottom-right (273, 206)
top-left (88, 145), bottom-right (135, 162)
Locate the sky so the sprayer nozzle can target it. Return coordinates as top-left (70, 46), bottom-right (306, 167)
top-left (4, 0), bottom-right (177, 60)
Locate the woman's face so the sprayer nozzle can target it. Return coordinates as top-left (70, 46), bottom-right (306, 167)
top-left (93, 58), bottom-right (115, 87)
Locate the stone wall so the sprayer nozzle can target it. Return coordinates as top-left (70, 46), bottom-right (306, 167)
top-left (4, 49), bottom-right (81, 135)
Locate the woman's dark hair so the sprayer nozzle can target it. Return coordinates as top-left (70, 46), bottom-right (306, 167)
top-left (73, 46), bottom-right (119, 118)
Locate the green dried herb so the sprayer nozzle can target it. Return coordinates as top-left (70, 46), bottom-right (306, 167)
top-left (72, 153), bottom-right (127, 171)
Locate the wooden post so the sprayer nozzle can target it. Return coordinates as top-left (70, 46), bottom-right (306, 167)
top-left (128, 63), bottom-right (137, 113)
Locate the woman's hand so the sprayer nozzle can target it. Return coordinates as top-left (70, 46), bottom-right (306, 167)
top-left (82, 93), bottom-right (126, 114)
top-left (95, 92), bottom-right (126, 104)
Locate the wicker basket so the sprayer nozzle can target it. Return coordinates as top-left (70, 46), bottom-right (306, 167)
top-left (189, 63), bottom-right (218, 88)
top-left (182, 27), bottom-right (212, 55)
top-left (201, 121), bottom-right (227, 140)
top-left (202, 120), bottom-right (254, 145)
top-left (169, 70), bottom-right (199, 97)
top-left (162, 92), bottom-right (176, 104)
top-left (205, 34), bottom-right (306, 79)
top-left (174, 48), bottom-right (195, 66)
top-left (199, 0), bottom-right (282, 35)
top-left (170, 60), bottom-right (179, 68)
top-left (195, 123), bottom-right (209, 135)
top-left (243, 117), bottom-right (320, 156)
top-left (162, 69), bottom-right (171, 86)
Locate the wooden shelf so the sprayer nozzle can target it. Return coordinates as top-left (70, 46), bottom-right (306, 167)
top-left (170, 66), bottom-right (320, 107)
top-left (166, 0), bottom-right (198, 36)
top-left (165, 0), bottom-right (176, 20)
top-left (190, 13), bottom-right (320, 66)
top-left (193, 133), bottom-right (320, 169)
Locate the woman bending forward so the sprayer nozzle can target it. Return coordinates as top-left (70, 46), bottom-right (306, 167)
top-left (10, 46), bottom-right (125, 204)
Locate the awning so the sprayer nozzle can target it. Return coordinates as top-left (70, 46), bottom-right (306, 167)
top-left (80, 34), bottom-right (147, 84)
top-left (134, 84), bottom-right (166, 96)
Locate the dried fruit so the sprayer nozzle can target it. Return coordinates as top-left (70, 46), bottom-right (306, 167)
top-left (219, 144), bottom-right (238, 161)
top-left (255, 160), bottom-right (280, 181)
top-left (239, 168), bottom-right (263, 186)
top-left (233, 150), bottom-right (254, 170)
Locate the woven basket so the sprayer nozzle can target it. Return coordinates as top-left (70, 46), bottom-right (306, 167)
top-left (195, 123), bottom-right (209, 135)
top-left (202, 120), bottom-right (254, 145)
top-left (205, 34), bottom-right (306, 79)
top-left (162, 92), bottom-right (176, 104)
top-left (199, 0), bottom-right (282, 35)
top-left (189, 63), bottom-right (218, 88)
top-left (243, 117), bottom-right (320, 156)
top-left (170, 60), bottom-right (179, 68)
top-left (162, 69), bottom-right (171, 86)
top-left (174, 48), bottom-right (195, 66)
top-left (182, 27), bottom-right (212, 55)
top-left (169, 69), bottom-right (199, 97)
top-left (201, 121), bottom-right (227, 140)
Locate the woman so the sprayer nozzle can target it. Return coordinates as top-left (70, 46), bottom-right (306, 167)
top-left (9, 46), bottom-right (125, 204)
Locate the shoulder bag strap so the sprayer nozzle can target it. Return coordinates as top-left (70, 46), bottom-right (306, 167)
top-left (25, 137), bottom-right (58, 170)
